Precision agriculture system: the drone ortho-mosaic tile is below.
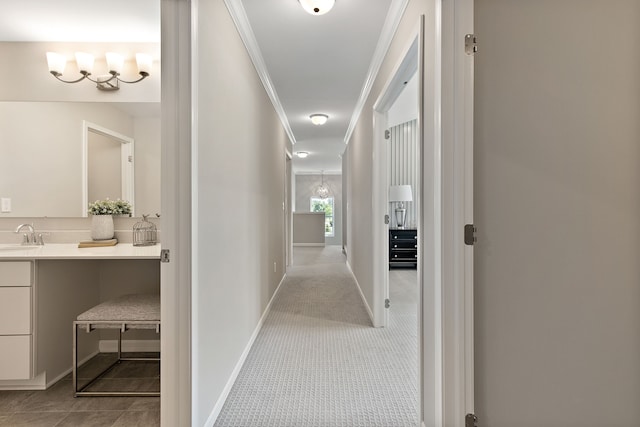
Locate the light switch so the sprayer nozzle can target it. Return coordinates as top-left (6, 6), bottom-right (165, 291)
top-left (1, 198), bottom-right (10, 213)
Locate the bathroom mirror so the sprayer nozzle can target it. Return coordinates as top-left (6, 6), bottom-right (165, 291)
top-left (0, 101), bottom-right (160, 217)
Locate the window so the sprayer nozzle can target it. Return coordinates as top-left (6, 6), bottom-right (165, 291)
top-left (310, 197), bottom-right (334, 237)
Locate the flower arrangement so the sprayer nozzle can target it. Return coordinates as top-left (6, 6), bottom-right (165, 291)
top-left (88, 198), bottom-right (132, 216)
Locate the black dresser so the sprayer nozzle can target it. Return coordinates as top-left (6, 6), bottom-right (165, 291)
top-left (389, 228), bottom-right (418, 268)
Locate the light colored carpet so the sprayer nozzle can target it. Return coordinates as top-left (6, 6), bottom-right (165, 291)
top-left (214, 246), bottom-right (419, 427)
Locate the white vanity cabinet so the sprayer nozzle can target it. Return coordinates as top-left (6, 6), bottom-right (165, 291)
top-left (0, 261), bottom-right (34, 380)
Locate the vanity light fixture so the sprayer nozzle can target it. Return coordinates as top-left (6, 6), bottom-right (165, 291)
top-left (46, 52), bottom-right (152, 91)
top-left (309, 113), bottom-right (329, 125)
top-left (299, 0), bottom-right (335, 15)
top-left (296, 151), bottom-right (309, 158)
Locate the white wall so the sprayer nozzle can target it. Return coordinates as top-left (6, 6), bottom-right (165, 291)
top-left (294, 174), bottom-right (342, 246)
top-left (475, 1), bottom-right (640, 426)
top-left (387, 72), bottom-right (418, 128)
top-left (344, 0), bottom-right (430, 334)
top-left (0, 42), bottom-right (159, 103)
top-left (193, 1), bottom-right (291, 424)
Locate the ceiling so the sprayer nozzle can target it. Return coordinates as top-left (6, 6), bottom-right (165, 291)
top-left (0, 0), bottom-right (397, 174)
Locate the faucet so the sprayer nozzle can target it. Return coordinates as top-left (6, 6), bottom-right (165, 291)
top-left (14, 223), bottom-right (44, 245)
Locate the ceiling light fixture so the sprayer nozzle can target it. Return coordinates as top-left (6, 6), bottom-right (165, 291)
top-left (299, 0), bottom-right (335, 15)
top-left (296, 151), bottom-right (309, 158)
top-left (316, 171), bottom-right (331, 199)
top-left (310, 113), bottom-right (329, 125)
top-left (46, 52), bottom-right (152, 91)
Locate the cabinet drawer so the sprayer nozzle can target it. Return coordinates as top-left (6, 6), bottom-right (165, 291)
top-left (0, 287), bottom-right (31, 334)
top-left (0, 261), bottom-right (33, 287)
top-left (390, 240), bottom-right (417, 249)
top-left (389, 230), bottom-right (417, 240)
top-left (390, 249), bottom-right (418, 261)
top-left (0, 335), bottom-right (32, 380)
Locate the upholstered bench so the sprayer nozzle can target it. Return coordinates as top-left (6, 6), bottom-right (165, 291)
top-left (73, 293), bottom-right (160, 397)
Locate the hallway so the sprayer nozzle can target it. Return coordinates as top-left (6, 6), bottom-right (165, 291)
top-left (214, 246), bottom-right (418, 426)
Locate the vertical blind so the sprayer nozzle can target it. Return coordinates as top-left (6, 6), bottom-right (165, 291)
top-left (388, 119), bottom-right (419, 229)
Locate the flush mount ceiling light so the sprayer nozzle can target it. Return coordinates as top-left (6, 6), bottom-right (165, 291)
top-left (46, 52), bottom-right (152, 91)
top-left (296, 151), bottom-right (309, 158)
top-left (309, 113), bottom-right (329, 125)
top-left (299, 0), bottom-right (335, 15)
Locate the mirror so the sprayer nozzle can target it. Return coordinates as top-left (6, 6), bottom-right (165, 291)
top-left (0, 101), bottom-right (160, 217)
top-left (85, 121), bottom-right (135, 216)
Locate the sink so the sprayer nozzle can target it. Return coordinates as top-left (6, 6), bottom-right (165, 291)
top-left (0, 244), bottom-right (42, 252)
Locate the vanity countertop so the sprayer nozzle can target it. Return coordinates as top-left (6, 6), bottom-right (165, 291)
top-left (0, 243), bottom-right (161, 260)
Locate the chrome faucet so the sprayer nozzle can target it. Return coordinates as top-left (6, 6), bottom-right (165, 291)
top-left (15, 223), bottom-right (44, 245)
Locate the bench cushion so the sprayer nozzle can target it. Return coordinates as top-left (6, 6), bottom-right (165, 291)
top-left (77, 294), bottom-right (160, 322)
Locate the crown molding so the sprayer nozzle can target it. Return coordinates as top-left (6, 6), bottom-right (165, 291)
top-left (343, 0), bottom-right (410, 145)
top-left (224, 0), bottom-right (297, 145)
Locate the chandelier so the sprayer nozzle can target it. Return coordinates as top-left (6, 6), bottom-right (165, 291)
top-left (316, 171), bottom-right (330, 199)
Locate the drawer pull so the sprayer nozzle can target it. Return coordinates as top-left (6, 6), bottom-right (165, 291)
top-left (394, 236), bottom-right (398, 239)
top-left (394, 245), bottom-right (397, 248)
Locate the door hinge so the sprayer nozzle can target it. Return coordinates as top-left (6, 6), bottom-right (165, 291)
top-left (465, 34), bottom-right (478, 55)
top-left (465, 413), bottom-right (478, 427)
top-left (464, 224), bottom-right (477, 246)
top-left (384, 129), bottom-right (390, 140)
top-left (385, 298), bottom-right (390, 308)
top-left (384, 214), bottom-right (390, 225)
top-left (128, 155), bottom-right (133, 163)
top-left (160, 249), bottom-right (170, 263)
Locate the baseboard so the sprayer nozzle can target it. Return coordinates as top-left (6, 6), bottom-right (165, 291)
top-left (205, 273), bottom-right (288, 426)
top-left (0, 350), bottom-right (100, 390)
top-left (345, 260), bottom-right (375, 325)
top-left (46, 350), bottom-right (100, 388)
top-left (293, 243), bottom-right (325, 247)
top-left (0, 372), bottom-right (46, 391)
top-left (99, 339), bottom-right (160, 353)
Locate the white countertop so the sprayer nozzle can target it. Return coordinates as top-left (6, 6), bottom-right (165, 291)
top-left (0, 243), bottom-right (161, 260)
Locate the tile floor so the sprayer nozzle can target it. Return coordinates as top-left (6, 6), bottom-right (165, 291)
top-left (0, 353), bottom-right (160, 427)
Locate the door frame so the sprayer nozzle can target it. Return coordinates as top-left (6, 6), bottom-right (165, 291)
top-left (371, 0), bottom-right (474, 425)
top-left (161, 0), bottom-right (473, 425)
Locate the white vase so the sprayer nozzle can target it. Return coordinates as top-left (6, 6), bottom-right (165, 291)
top-left (91, 215), bottom-right (114, 240)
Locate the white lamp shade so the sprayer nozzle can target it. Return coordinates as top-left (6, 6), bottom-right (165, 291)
top-left (135, 53), bottom-right (153, 74)
top-left (389, 185), bottom-right (413, 202)
top-left (299, 0), bottom-right (335, 15)
top-left (310, 114), bottom-right (329, 125)
top-left (46, 52), bottom-right (66, 74)
top-left (75, 52), bottom-right (95, 74)
top-left (105, 52), bottom-right (124, 74)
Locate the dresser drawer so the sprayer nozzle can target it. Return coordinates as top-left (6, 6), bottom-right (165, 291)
top-left (390, 240), bottom-right (417, 249)
top-left (389, 229), bottom-right (417, 241)
top-left (0, 335), bottom-right (32, 380)
top-left (0, 261), bottom-right (33, 287)
top-left (390, 249), bottom-right (418, 261)
top-left (0, 287), bottom-right (31, 335)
